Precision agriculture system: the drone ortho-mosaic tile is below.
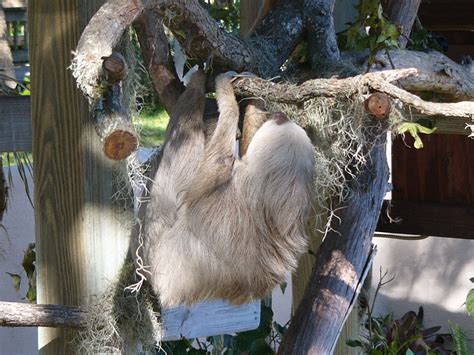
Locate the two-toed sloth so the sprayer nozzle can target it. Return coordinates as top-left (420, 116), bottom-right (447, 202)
top-left (141, 70), bottom-right (315, 307)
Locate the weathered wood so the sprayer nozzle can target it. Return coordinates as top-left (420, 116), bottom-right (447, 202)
top-left (0, 96), bottom-right (32, 152)
top-left (365, 93), bottom-right (391, 120)
top-left (102, 52), bottom-right (128, 83)
top-left (133, 11), bottom-right (184, 114)
top-left (383, 0), bottom-right (422, 48)
top-left (377, 200), bottom-right (474, 240)
top-left (30, 1), bottom-right (132, 353)
top-left (162, 300), bottom-right (260, 340)
top-left (0, 301), bottom-right (86, 328)
top-left (278, 133), bottom-right (389, 354)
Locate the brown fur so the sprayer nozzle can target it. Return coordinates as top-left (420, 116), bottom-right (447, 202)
top-left (141, 71), bottom-right (315, 307)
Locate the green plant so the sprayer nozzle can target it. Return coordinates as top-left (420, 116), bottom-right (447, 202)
top-left (465, 278), bottom-right (474, 317)
top-left (6, 243), bottom-right (36, 303)
top-left (199, 0), bottom-right (240, 32)
top-left (348, 270), bottom-right (451, 355)
top-left (448, 322), bottom-right (473, 355)
top-left (338, 0), bottom-right (400, 70)
top-left (158, 303), bottom-right (287, 354)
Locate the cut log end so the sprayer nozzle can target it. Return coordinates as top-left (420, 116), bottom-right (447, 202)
top-left (103, 130), bottom-right (139, 161)
top-left (102, 52), bottom-right (128, 84)
top-left (365, 93), bottom-right (391, 120)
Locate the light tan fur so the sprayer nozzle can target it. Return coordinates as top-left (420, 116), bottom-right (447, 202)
top-left (141, 71), bottom-right (315, 307)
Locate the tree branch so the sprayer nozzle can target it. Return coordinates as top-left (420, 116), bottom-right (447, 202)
top-left (232, 69), bottom-right (474, 119)
top-left (374, 50), bottom-right (474, 100)
top-left (0, 301), bottom-right (86, 328)
top-left (134, 11), bottom-right (184, 114)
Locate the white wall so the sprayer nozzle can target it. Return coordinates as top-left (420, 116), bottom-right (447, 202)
top-left (372, 235), bottom-right (474, 348)
top-left (0, 167), bottom-right (37, 355)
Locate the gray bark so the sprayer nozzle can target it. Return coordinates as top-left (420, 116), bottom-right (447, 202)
top-left (0, 301), bottom-right (86, 328)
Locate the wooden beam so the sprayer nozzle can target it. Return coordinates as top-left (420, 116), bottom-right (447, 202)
top-left (377, 200), bottom-right (474, 239)
top-left (0, 96), bottom-right (31, 152)
top-left (30, 1), bottom-right (132, 353)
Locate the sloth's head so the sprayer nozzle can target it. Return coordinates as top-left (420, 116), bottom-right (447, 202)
top-left (245, 112), bottom-right (314, 174)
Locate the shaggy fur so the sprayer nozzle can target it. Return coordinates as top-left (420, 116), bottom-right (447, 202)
top-left (141, 71), bottom-right (315, 307)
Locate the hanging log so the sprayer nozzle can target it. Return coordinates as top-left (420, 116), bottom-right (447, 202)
top-left (94, 53), bottom-right (139, 161)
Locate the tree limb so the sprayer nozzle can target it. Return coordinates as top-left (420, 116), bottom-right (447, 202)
top-left (232, 69), bottom-right (474, 119)
top-left (374, 50), bottom-right (474, 100)
top-left (0, 301), bottom-right (86, 328)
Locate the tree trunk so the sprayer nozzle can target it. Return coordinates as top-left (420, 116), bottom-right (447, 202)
top-left (383, 0), bottom-right (422, 48)
top-left (278, 132), bottom-right (389, 354)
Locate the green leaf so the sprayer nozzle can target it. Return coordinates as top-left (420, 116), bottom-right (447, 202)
top-left (405, 349), bottom-right (415, 355)
top-left (466, 288), bottom-right (474, 315)
top-left (346, 339), bottom-right (363, 348)
top-left (397, 122), bottom-right (437, 149)
top-left (370, 350), bottom-right (384, 355)
top-left (470, 277), bottom-right (474, 283)
top-left (6, 272), bottom-right (21, 293)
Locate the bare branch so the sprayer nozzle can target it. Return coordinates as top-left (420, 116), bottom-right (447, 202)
top-left (375, 50), bottom-right (474, 100)
top-left (0, 301), bottom-right (86, 328)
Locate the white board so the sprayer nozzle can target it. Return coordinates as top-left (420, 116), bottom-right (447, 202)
top-left (162, 300), bottom-right (261, 341)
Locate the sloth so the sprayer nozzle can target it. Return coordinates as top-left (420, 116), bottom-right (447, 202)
top-left (141, 70), bottom-right (315, 307)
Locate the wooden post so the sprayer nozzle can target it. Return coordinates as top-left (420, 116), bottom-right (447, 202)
top-left (29, 1), bottom-right (132, 353)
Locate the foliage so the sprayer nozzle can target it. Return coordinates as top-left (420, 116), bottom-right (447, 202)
top-left (465, 278), bottom-right (474, 316)
top-left (338, 0), bottom-right (400, 68)
top-left (136, 106), bottom-right (169, 147)
top-left (349, 269), bottom-right (453, 355)
top-left (199, 0), bottom-right (240, 32)
top-left (397, 122), bottom-right (437, 149)
top-left (407, 23), bottom-right (446, 53)
top-left (6, 243), bottom-right (36, 303)
top-left (348, 306), bottom-right (452, 355)
top-left (158, 303), bottom-right (287, 354)
top-left (448, 322), bottom-right (473, 355)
